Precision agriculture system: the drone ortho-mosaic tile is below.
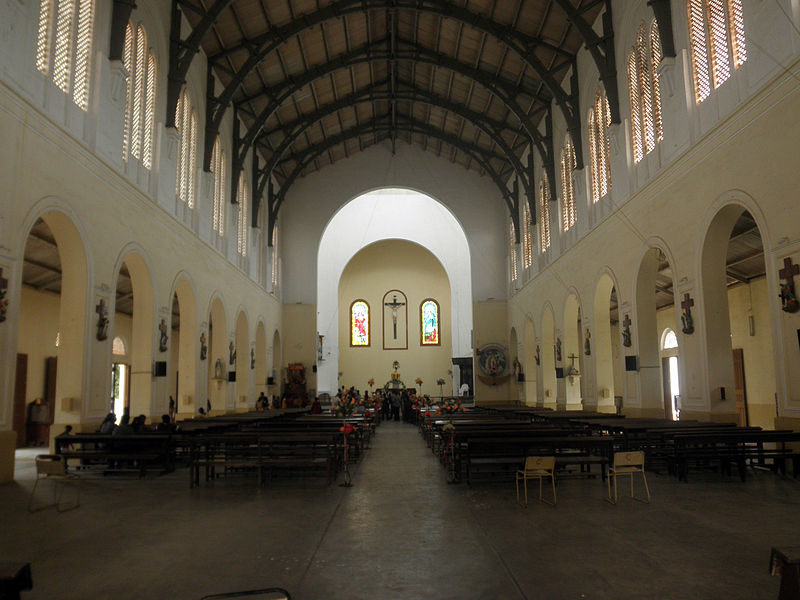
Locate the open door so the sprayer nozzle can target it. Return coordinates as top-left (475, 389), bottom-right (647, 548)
top-left (732, 348), bottom-right (748, 427)
top-left (13, 354), bottom-right (27, 448)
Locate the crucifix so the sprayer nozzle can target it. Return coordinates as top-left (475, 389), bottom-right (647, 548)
top-left (681, 293), bottom-right (695, 334)
top-left (384, 294), bottom-right (406, 340)
top-left (567, 353), bottom-right (580, 376)
top-left (779, 256), bottom-right (800, 313)
top-left (0, 267), bottom-right (8, 322)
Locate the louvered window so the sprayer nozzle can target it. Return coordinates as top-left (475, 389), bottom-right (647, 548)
top-left (175, 90), bottom-right (197, 208)
top-left (36, 0), bottom-right (94, 110)
top-left (628, 21), bottom-right (664, 164)
top-left (121, 23), bottom-right (157, 168)
top-left (509, 220), bottom-right (518, 281)
top-left (271, 225), bottom-right (280, 289)
top-left (521, 201), bottom-right (533, 270)
top-left (237, 172), bottom-right (248, 257)
top-left (539, 175), bottom-right (551, 252)
top-left (589, 91), bottom-right (612, 202)
top-left (211, 137), bottom-right (226, 236)
top-left (687, 0), bottom-right (746, 104)
top-left (560, 136), bottom-right (577, 231)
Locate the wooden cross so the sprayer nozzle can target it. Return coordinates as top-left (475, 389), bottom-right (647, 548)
top-left (780, 257), bottom-right (799, 282)
top-left (622, 314), bottom-right (631, 330)
top-left (681, 293), bottom-right (694, 313)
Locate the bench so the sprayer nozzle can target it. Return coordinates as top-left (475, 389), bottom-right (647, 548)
top-left (55, 433), bottom-right (174, 478)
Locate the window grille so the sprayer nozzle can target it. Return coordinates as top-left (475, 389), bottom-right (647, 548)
top-left (589, 91), bottom-right (612, 202)
top-left (521, 201), bottom-right (533, 269)
top-left (539, 175), bottom-right (551, 251)
top-left (121, 23), bottom-right (156, 169)
top-left (36, 0), bottom-right (53, 74)
top-left (509, 220), bottom-right (518, 281)
top-left (687, 0), bottom-right (746, 104)
top-left (237, 172), bottom-right (248, 257)
top-left (560, 136), bottom-right (577, 231)
top-left (72, 0), bottom-right (93, 110)
top-left (271, 225), bottom-right (279, 288)
top-left (175, 91), bottom-right (196, 208)
top-left (211, 137), bottom-right (226, 235)
top-left (628, 21), bottom-right (664, 164)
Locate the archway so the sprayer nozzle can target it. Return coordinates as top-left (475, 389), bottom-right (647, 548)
top-left (635, 246), bottom-right (678, 417)
top-left (523, 318), bottom-right (537, 406)
top-left (171, 278), bottom-right (197, 417)
top-left (337, 240), bottom-right (452, 397)
top-left (271, 329), bottom-right (282, 399)
top-left (235, 310), bottom-right (250, 410)
top-left (112, 253), bottom-right (154, 420)
top-left (593, 273), bottom-right (620, 413)
top-left (207, 297), bottom-right (227, 413)
top-left (15, 212), bottom-right (87, 445)
top-left (660, 328), bottom-right (681, 420)
top-left (255, 321), bottom-right (268, 399)
top-left (541, 306), bottom-right (556, 408)
top-left (701, 206), bottom-right (774, 427)
top-left (316, 188), bottom-right (473, 395)
top-left (563, 294), bottom-right (582, 410)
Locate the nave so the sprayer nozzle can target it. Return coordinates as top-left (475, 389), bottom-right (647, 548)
top-left (3, 420), bottom-right (799, 599)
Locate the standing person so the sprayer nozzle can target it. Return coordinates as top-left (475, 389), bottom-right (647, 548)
top-left (257, 392), bottom-right (267, 410)
top-left (459, 382), bottom-right (470, 397)
top-left (391, 391), bottom-right (401, 421)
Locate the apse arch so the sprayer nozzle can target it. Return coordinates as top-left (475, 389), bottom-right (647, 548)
top-left (316, 187), bottom-right (473, 394)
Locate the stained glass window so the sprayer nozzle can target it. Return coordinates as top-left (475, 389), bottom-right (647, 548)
top-left (420, 299), bottom-right (440, 346)
top-left (351, 300), bottom-right (370, 346)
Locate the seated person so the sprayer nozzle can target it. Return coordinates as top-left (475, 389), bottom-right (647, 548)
top-left (114, 414), bottom-right (133, 435)
top-left (196, 407), bottom-right (207, 418)
top-left (99, 412), bottom-right (116, 434)
top-left (311, 397), bottom-right (322, 414)
top-left (156, 414), bottom-right (175, 432)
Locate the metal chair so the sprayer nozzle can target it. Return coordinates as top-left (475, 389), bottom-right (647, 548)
top-left (516, 456), bottom-right (556, 506)
top-left (28, 454), bottom-right (80, 512)
top-left (607, 450), bottom-right (651, 504)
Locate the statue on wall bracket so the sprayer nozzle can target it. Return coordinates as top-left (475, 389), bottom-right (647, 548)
top-left (779, 257), bottom-right (800, 313)
top-left (158, 318), bottom-right (168, 352)
top-left (621, 314), bottom-right (632, 347)
top-left (0, 268), bottom-right (8, 323)
top-left (200, 332), bottom-right (207, 360)
top-left (95, 298), bottom-right (109, 341)
top-left (681, 293), bottom-right (695, 335)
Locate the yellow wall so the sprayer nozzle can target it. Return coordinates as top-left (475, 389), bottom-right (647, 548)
top-left (17, 287), bottom-right (60, 406)
top-left (473, 299), bottom-right (510, 403)
top-left (338, 240), bottom-right (453, 396)
top-left (281, 303), bottom-right (316, 395)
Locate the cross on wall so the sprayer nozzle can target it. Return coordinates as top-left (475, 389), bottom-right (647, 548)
top-left (681, 293), bottom-right (694, 313)
top-left (779, 257), bottom-right (799, 282)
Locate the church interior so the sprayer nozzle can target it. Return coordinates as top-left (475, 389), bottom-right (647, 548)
top-left (2, 0), bottom-right (800, 598)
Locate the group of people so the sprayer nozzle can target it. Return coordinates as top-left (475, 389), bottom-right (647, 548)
top-left (97, 412), bottom-right (177, 434)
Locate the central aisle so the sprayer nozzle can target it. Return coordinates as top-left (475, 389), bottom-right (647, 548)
top-left (294, 420), bottom-right (525, 599)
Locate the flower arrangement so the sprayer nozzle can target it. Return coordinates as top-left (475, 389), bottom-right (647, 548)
top-left (436, 378), bottom-right (446, 386)
top-left (415, 377), bottom-right (423, 386)
top-left (368, 378), bottom-right (375, 387)
top-left (436, 397), bottom-right (465, 415)
top-left (334, 396), bottom-right (357, 418)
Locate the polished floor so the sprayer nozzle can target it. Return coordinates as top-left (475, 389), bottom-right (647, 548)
top-left (1, 421), bottom-right (798, 599)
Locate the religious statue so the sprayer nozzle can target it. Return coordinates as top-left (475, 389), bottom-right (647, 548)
top-left (200, 332), bottom-right (207, 360)
top-left (534, 345), bottom-right (540, 366)
top-left (555, 338), bottom-right (562, 363)
top-left (778, 257), bottom-right (800, 312)
top-left (214, 358), bottom-right (224, 380)
top-left (584, 328), bottom-right (591, 356)
top-left (158, 318), bottom-right (168, 352)
top-left (95, 299), bottom-right (109, 341)
top-left (250, 347), bottom-right (255, 369)
top-left (621, 314), bottom-right (632, 348)
top-left (680, 293), bottom-right (695, 335)
top-left (229, 341), bottom-right (236, 365)
top-left (0, 268), bottom-right (8, 323)
top-left (513, 357), bottom-right (522, 381)
top-left (780, 282), bottom-right (799, 313)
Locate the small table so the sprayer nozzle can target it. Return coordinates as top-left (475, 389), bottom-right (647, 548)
top-left (770, 547), bottom-right (800, 600)
top-left (0, 563), bottom-right (32, 599)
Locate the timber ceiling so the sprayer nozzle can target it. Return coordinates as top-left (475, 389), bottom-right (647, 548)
top-left (175, 0), bottom-right (608, 214)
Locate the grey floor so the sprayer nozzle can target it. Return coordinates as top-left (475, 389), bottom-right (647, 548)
top-left (1, 421), bottom-right (798, 599)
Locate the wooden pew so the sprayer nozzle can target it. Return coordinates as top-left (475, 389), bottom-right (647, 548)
top-left (55, 433), bottom-right (174, 478)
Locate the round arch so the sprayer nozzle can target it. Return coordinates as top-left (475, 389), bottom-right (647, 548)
top-left (234, 309), bottom-right (250, 410)
top-left (207, 295), bottom-right (227, 413)
top-left (255, 320), bottom-right (268, 397)
top-left (169, 273), bottom-right (198, 415)
top-left (523, 317), bottom-right (537, 406)
top-left (316, 188), bottom-right (473, 394)
top-left (540, 303), bottom-right (557, 408)
top-left (593, 269), bottom-right (620, 412)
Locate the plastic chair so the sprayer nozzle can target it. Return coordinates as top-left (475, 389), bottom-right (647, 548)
top-left (607, 450), bottom-right (650, 504)
top-left (516, 456), bottom-right (556, 506)
top-left (28, 454), bottom-right (80, 512)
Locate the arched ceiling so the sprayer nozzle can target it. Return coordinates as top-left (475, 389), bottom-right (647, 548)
top-left (108, 1), bottom-right (676, 236)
